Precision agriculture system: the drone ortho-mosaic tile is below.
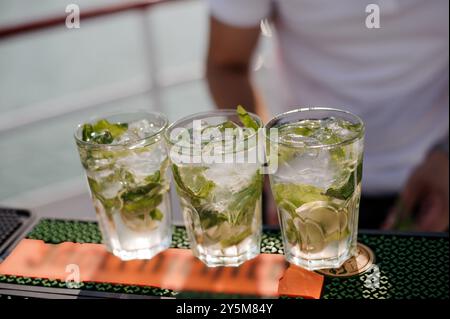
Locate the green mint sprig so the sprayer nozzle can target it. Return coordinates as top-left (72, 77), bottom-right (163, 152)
top-left (236, 105), bottom-right (259, 131)
top-left (82, 119), bottom-right (128, 144)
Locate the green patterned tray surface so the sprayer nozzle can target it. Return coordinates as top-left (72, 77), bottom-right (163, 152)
top-left (1, 219), bottom-right (448, 299)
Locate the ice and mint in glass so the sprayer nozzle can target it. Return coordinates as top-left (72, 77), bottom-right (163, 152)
top-left (166, 107), bottom-right (263, 267)
top-left (74, 111), bottom-right (172, 260)
top-left (266, 108), bottom-right (364, 270)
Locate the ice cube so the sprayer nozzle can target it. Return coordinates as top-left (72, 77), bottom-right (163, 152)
top-left (276, 149), bottom-right (336, 189)
top-left (101, 182), bottom-right (123, 198)
top-left (128, 119), bottom-right (159, 138)
top-left (114, 130), bottom-right (139, 144)
top-left (204, 163), bottom-right (256, 193)
top-left (280, 133), bottom-right (315, 146)
top-left (116, 146), bottom-right (165, 183)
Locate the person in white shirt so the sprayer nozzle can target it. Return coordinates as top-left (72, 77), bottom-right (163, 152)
top-left (206, 0), bottom-right (449, 231)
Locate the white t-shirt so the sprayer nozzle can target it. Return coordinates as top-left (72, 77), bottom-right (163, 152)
top-left (208, 0), bottom-right (449, 195)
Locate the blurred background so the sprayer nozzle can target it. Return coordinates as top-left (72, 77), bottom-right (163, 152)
top-left (0, 0), bottom-right (280, 222)
top-left (1, 0), bottom-right (448, 232)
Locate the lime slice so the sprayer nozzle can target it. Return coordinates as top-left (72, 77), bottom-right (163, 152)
top-left (296, 200), bottom-right (349, 245)
top-left (297, 219), bottom-right (325, 253)
top-left (296, 201), bottom-right (340, 232)
top-left (339, 208), bottom-right (349, 236)
top-left (273, 183), bottom-right (328, 210)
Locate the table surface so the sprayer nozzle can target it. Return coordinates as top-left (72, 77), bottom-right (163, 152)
top-left (0, 219), bottom-right (448, 299)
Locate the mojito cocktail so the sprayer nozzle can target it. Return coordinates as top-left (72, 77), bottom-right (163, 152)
top-left (75, 111), bottom-right (172, 260)
top-left (266, 108), bottom-right (364, 270)
top-left (166, 108), bottom-right (263, 267)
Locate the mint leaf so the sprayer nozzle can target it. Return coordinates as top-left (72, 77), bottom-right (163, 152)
top-left (87, 177), bottom-right (121, 215)
top-left (122, 193), bottom-right (163, 215)
top-left (321, 129), bottom-right (345, 161)
top-left (325, 161), bottom-right (363, 200)
top-left (325, 181), bottom-right (354, 201)
top-left (292, 126), bottom-right (313, 136)
top-left (172, 164), bottom-right (215, 200)
top-left (104, 167), bottom-right (134, 186)
top-left (81, 119), bottom-right (128, 144)
top-left (93, 131), bottom-right (113, 144)
top-left (150, 208), bottom-right (164, 221)
top-left (357, 160), bottom-right (363, 184)
top-left (228, 170), bottom-right (263, 225)
top-left (92, 119), bottom-right (128, 139)
top-left (342, 122), bottom-right (363, 133)
top-left (82, 124), bottom-right (94, 142)
top-left (236, 105), bottom-right (259, 131)
top-left (120, 165), bottom-right (169, 216)
top-left (144, 170), bottom-right (161, 184)
top-left (279, 124), bottom-right (314, 137)
top-left (198, 209), bottom-right (228, 229)
top-left (87, 164), bottom-right (169, 221)
top-left (121, 182), bottom-right (163, 203)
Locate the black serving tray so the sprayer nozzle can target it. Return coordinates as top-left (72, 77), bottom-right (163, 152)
top-left (0, 207), bottom-right (36, 262)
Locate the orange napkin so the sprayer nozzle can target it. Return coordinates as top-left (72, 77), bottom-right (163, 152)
top-left (0, 239), bottom-right (324, 298)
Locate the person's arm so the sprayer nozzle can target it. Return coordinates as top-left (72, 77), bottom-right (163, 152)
top-left (383, 134), bottom-right (449, 232)
top-left (206, 16), bottom-right (268, 120)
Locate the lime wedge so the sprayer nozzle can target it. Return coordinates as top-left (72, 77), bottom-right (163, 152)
top-left (296, 200), bottom-right (349, 245)
top-left (297, 220), bottom-right (325, 253)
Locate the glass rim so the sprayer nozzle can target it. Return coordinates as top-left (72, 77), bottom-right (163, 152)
top-left (74, 110), bottom-right (169, 148)
top-left (264, 107), bottom-right (365, 149)
top-left (164, 108), bottom-right (263, 147)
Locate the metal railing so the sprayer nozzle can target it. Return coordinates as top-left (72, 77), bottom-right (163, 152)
top-left (0, 0), bottom-right (203, 213)
top-left (0, 0), bottom-right (202, 134)
top-left (0, 0), bottom-right (165, 39)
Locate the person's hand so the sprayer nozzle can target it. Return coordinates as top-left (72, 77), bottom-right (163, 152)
top-left (383, 150), bottom-right (449, 232)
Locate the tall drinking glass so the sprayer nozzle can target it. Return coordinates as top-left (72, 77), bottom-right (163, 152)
top-left (165, 109), bottom-right (263, 267)
top-left (74, 111), bottom-right (172, 260)
top-left (266, 108), bottom-right (364, 270)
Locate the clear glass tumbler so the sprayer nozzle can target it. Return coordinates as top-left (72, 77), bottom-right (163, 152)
top-left (266, 107), bottom-right (364, 270)
top-left (74, 111), bottom-right (172, 260)
top-left (165, 110), bottom-right (263, 267)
